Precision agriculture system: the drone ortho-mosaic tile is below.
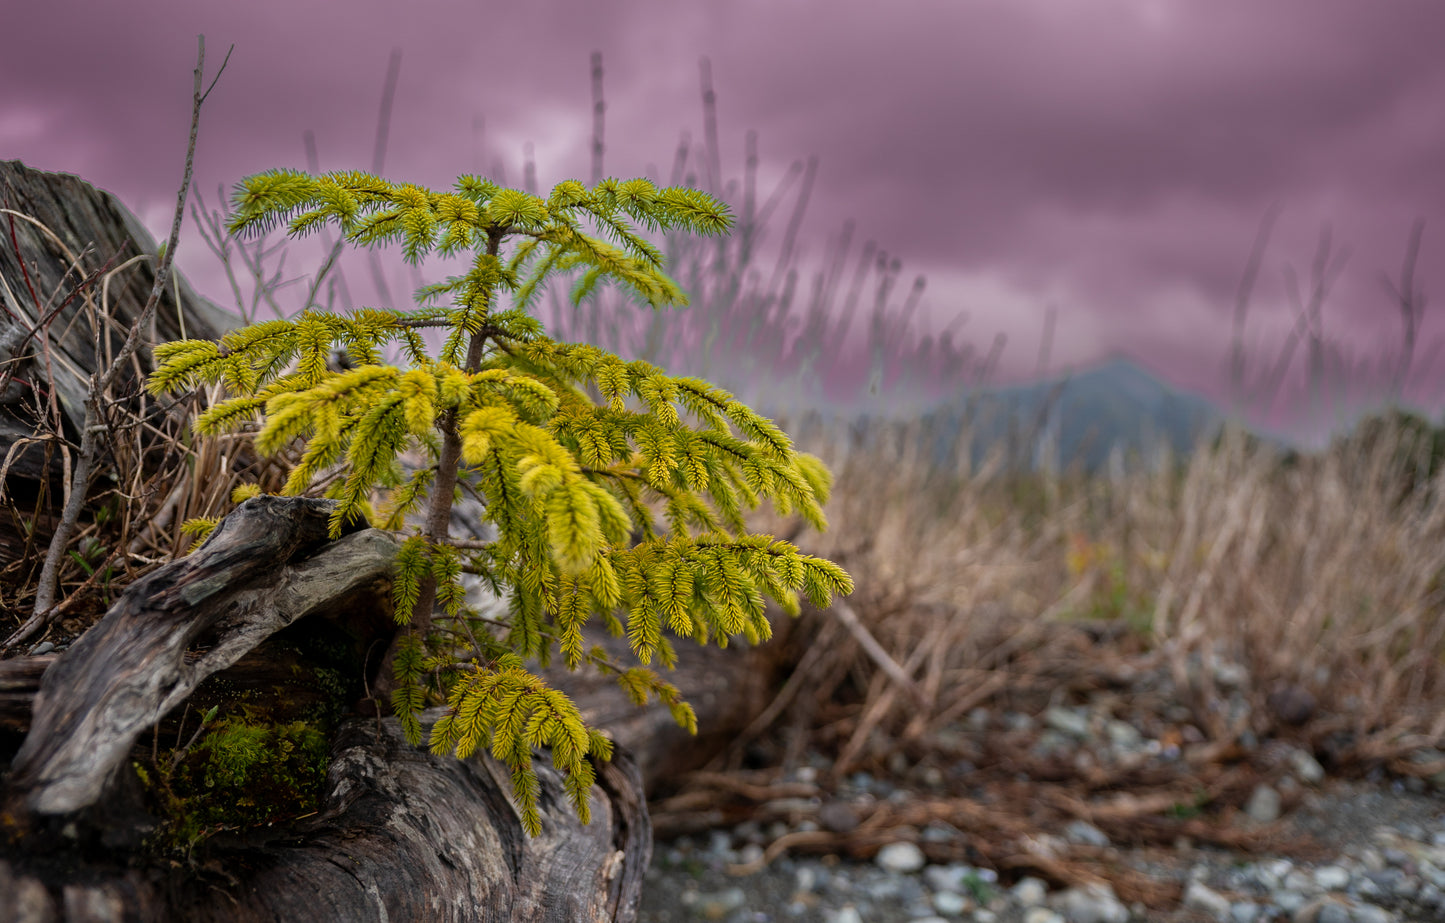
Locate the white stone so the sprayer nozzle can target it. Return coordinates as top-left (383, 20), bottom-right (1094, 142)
top-left (1063, 820), bottom-right (1112, 847)
top-left (1104, 720), bottom-right (1143, 749)
top-left (1245, 784), bottom-right (1282, 825)
top-left (1054, 883), bottom-right (1128, 923)
top-left (1044, 706), bottom-right (1092, 738)
top-left (1255, 858), bottom-right (1293, 889)
top-left (1284, 868), bottom-right (1319, 893)
top-left (1230, 902), bottom-right (1263, 923)
top-left (1023, 910), bottom-right (1066, 923)
top-left (1182, 880), bottom-right (1232, 920)
top-left (1013, 877), bottom-right (1049, 907)
top-left (1349, 905), bottom-right (1396, 923)
top-left (874, 841), bottom-right (926, 874)
top-left (922, 864), bottom-right (964, 894)
top-left (1288, 748), bottom-right (1326, 784)
top-left (1213, 660), bottom-right (1251, 689)
top-left (794, 865), bottom-right (819, 893)
top-left (1313, 865), bottom-right (1351, 892)
top-left (1271, 889), bottom-right (1306, 914)
top-left (825, 905), bottom-right (864, 923)
top-left (931, 889), bottom-right (970, 917)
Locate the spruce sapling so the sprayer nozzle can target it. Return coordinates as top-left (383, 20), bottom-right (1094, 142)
top-left (148, 169), bottom-right (853, 834)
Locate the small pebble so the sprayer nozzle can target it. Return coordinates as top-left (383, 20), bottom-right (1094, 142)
top-left (922, 865), bottom-right (963, 894)
top-left (1183, 880), bottom-right (1232, 920)
top-left (1063, 820), bottom-right (1111, 848)
top-left (818, 802), bottom-right (860, 834)
top-left (1012, 877), bottom-right (1048, 907)
top-left (931, 890), bottom-right (969, 917)
top-left (1313, 865), bottom-right (1350, 891)
top-left (874, 841), bottom-right (925, 874)
top-left (1053, 883), bottom-right (1128, 923)
top-left (1349, 905), bottom-right (1394, 923)
top-left (1104, 720), bottom-right (1142, 749)
top-left (1289, 748), bottom-right (1327, 784)
top-left (794, 866), bottom-right (818, 893)
top-left (1273, 890), bottom-right (1307, 914)
top-left (1246, 784), bottom-right (1282, 825)
top-left (1043, 706), bottom-right (1091, 739)
top-left (1230, 902), bottom-right (1263, 923)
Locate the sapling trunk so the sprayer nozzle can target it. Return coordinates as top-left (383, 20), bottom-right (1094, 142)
top-left (374, 239), bottom-right (498, 701)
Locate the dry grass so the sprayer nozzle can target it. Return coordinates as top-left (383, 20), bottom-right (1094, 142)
top-left (0, 205), bottom-right (286, 645)
top-left (731, 408), bottom-right (1445, 784)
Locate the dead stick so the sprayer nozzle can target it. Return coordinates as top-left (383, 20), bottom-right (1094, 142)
top-left (28, 37), bottom-right (231, 623)
top-left (831, 598), bottom-right (926, 706)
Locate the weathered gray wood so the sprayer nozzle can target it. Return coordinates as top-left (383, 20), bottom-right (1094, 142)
top-left (5, 495), bottom-right (394, 816)
top-left (0, 496), bottom-right (655, 921)
top-left (554, 622), bottom-right (797, 795)
top-left (0, 715), bottom-right (651, 923)
top-left (0, 652), bottom-right (51, 732)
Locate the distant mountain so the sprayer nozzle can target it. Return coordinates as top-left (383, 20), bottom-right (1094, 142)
top-left (923, 357), bottom-right (1225, 472)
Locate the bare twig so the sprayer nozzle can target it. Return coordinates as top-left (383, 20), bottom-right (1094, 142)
top-left (590, 51), bottom-right (606, 187)
top-left (1383, 218), bottom-right (1427, 401)
top-left (830, 598), bottom-right (925, 706)
top-left (26, 36), bottom-right (230, 625)
top-left (364, 48), bottom-right (402, 309)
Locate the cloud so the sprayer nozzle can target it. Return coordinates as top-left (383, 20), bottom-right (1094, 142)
top-left (3, 0), bottom-right (1443, 423)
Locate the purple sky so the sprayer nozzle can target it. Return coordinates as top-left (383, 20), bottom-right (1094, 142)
top-left (5, 0), bottom-right (1444, 425)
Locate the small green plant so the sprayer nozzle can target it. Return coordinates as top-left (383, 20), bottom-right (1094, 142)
top-left (148, 169), bottom-right (852, 834)
top-left (960, 870), bottom-right (996, 905)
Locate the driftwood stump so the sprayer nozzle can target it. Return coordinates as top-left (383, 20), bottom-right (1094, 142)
top-left (0, 497), bottom-right (655, 921)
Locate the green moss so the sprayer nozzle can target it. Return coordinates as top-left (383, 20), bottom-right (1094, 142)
top-left (145, 716), bottom-right (330, 853)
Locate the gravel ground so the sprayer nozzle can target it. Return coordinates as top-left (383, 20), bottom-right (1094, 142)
top-left (626, 630), bottom-right (1445, 923)
top-left (635, 777), bottom-right (1445, 922)
top-left (636, 779), bottom-right (1445, 923)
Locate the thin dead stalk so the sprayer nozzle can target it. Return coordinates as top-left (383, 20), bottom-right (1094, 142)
top-left (28, 37), bottom-right (231, 624)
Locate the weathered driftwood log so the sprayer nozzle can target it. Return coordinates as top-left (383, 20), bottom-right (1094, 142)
top-left (6, 497), bottom-right (392, 816)
top-left (0, 497), bottom-right (653, 921)
top-left (1, 713), bottom-right (651, 922)
top-left (554, 623), bottom-right (796, 794)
